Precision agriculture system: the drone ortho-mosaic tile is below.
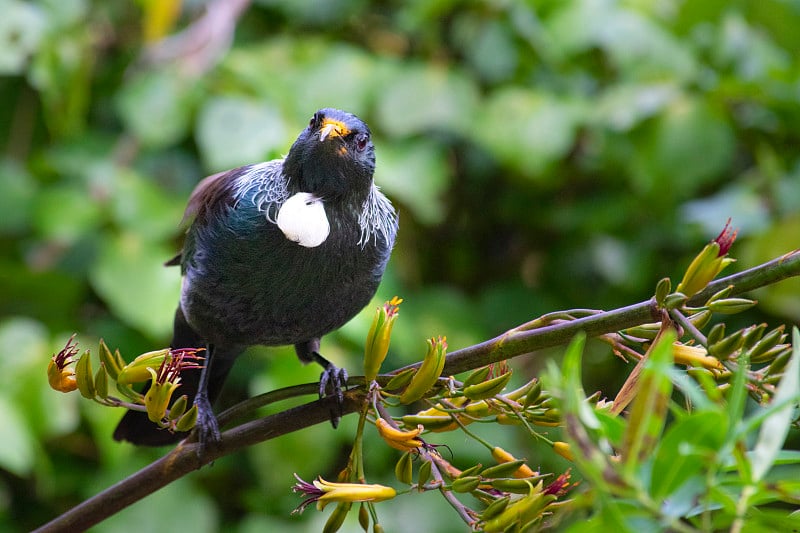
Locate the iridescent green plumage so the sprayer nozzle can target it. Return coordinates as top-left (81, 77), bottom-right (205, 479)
top-left (114, 109), bottom-right (397, 447)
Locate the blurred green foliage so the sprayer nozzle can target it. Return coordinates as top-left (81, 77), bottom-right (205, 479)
top-left (1, 0), bottom-right (799, 531)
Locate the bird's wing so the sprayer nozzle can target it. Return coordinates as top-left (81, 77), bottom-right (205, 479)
top-left (182, 169), bottom-right (239, 227)
top-left (164, 168), bottom-right (240, 267)
top-left (166, 162), bottom-right (288, 267)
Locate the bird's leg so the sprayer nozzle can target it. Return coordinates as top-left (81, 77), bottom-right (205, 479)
top-left (193, 343), bottom-right (222, 456)
top-left (294, 339), bottom-right (348, 428)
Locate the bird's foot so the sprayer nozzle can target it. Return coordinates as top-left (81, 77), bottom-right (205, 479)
top-left (193, 392), bottom-right (221, 460)
top-left (319, 363), bottom-right (348, 428)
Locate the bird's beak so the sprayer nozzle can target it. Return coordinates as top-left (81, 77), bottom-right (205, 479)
top-left (318, 118), bottom-right (350, 141)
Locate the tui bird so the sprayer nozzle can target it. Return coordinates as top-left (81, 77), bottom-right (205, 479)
top-left (113, 108), bottom-right (398, 447)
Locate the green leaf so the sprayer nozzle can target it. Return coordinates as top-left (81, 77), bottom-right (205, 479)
top-left (290, 45), bottom-right (379, 114)
top-left (749, 327), bottom-right (800, 482)
top-left (560, 332), bottom-right (591, 426)
top-left (116, 69), bottom-right (198, 148)
top-left (593, 408), bottom-right (627, 447)
top-left (547, 1), bottom-right (696, 79)
top-left (740, 507), bottom-right (800, 533)
top-left (377, 140), bottom-right (449, 225)
top-left (454, 17), bottom-right (519, 83)
top-left (631, 98), bottom-right (735, 199)
top-left (196, 97), bottom-right (288, 172)
top-left (89, 233), bottom-right (181, 339)
top-left (621, 330), bottom-right (675, 476)
top-left (474, 88), bottom-right (580, 177)
top-left (550, 332), bottom-right (619, 490)
top-left (103, 165), bottom-right (185, 241)
top-left (727, 351), bottom-right (750, 444)
top-left (31, 184), bottom-right (104, 243)
top-left (593, 82), bottom-right (679, 131)
top-left (650, 410), bottom-right (728, 500)
top-left (0, 160), bottom-right (36, 233)
top-left (0, 396), bottom-right (36, 476)
top-left (376, 63), bottom-right (479, 138)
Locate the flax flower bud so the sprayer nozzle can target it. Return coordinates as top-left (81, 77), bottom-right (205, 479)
top-left (292, 474), bottom-right (396, 513)
top-left (47, 334), bottom-right (80, 393)
top-left (676, 219), bottom-right (737, 298)
top-left (364, 296), bottom-right (402, 382)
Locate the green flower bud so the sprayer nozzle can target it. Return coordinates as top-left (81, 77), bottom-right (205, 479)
top-left (364, 297), bottom-right (402, 382)
top-left (462, 366), bottom-right (492, 388)
top-left (385, 367), bottom-right (416, 391)
top-left (398, 336), bottom-right (447, 404)
top-left (117, 349), bottom-right (170, 385)
top-left (463, 371), bottom-right (513, 401)
top-left (707, 323), bottom-right (726, 346)
top-left (394, 452), bottom-right (413, 485)
top-left (654, 277), bottom-right (671, 307)
top-left (481, 496), bottom-right (510, 520)
top-left (457, 464), bottom-right (483, 478)
top-left (451, 476), bottom-right (481, 493)
top-left (676, 220), bottom-right (737, 298)
top-left (75, 351), bottom-right (95, 400)
top-left (707, 297), bottom-right (756, 314)
top-left (708, 330), bottom-right (745, 359)
top-left (94, 364), bottom-right (109, 399)
top-left (98, 339), bottom-right (124, 382)
top-left (417, 460), bottom-right (432, 489)
top-left (323, 502), bottom-right (351, 533)
top-left (167, 394), bottom-right (188, 420)
top-left (175, 404), bottom-right (198, 432)
top-left (747, 326), bottom-right (785, 361)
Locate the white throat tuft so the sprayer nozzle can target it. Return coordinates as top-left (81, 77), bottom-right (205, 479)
top-left (276, 192), bottom-right (330, 248)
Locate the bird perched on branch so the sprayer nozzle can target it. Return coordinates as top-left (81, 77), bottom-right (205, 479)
top-left (113, 108), bottom-right (398, 447)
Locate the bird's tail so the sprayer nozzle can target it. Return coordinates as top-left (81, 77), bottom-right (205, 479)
top-left (112, 307), bottom-right (233, 446)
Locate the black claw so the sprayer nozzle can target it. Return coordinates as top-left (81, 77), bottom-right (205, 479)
top-left (194, 393), bottom-right (221, 460)
top-left (318, 363), bottom-right (348, 428)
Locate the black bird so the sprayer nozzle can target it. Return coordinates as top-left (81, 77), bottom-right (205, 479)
top-left (113, 108), bottom-right (398, 447)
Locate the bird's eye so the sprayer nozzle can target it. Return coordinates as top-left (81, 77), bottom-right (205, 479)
top-left (355, 133), bottom-right (369, 152)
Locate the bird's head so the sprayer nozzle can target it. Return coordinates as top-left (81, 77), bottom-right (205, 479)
top-left (283, 108), bottom-right (376, 201)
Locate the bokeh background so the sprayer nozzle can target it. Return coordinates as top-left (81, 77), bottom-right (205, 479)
top-left (1, 0), bottom-right (799, 531)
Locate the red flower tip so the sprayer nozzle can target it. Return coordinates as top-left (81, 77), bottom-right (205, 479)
top-left (543, 470), bottom-right (573, 497)
top-left (53, 334), bottom-right (80, 369)
top-left (713, 218), bottom-right (738, 256)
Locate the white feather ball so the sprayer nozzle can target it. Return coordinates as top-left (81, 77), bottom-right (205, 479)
top-left (276, 192), bottom-right (330, 248)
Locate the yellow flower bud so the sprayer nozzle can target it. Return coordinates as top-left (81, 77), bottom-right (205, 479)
top-left (364, 297), bottom-right (402, 382)
top-left (292, 475), bottom-right (396, 513)
top-left (672, 343), bottom-right (724, 371)
top-left (47, 359), bottom-right (77, 393)
top-left (399, 336), bottom-right (447, 404)
top-left (490, 447), bottom-right (537, 478)
top-left (144, 368), bottom-right (181, 423)
top-left (47, 334), bottom-right (80, 393)
top-left (375, 418), bottom-right (425, 451)
top-left (676, 220), bottom-right (737, 298)
top-left (117, 349), bottom-right (171, 385)
top-left (553, 441), bottom-right (574, 462)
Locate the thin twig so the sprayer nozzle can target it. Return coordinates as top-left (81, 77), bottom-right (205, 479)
top-left (419, 448), bottom-right (476, 527)
top-left (669, 308), bottom-right (709, 346)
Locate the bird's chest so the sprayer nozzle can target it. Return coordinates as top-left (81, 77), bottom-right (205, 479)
top-left (182, 211), bottom-right (381, 345)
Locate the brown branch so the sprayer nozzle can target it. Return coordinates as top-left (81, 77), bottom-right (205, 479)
top-left (33, 249), bottom-right (800, 532)
top-left (33, 393), bottom-right (364, 533)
